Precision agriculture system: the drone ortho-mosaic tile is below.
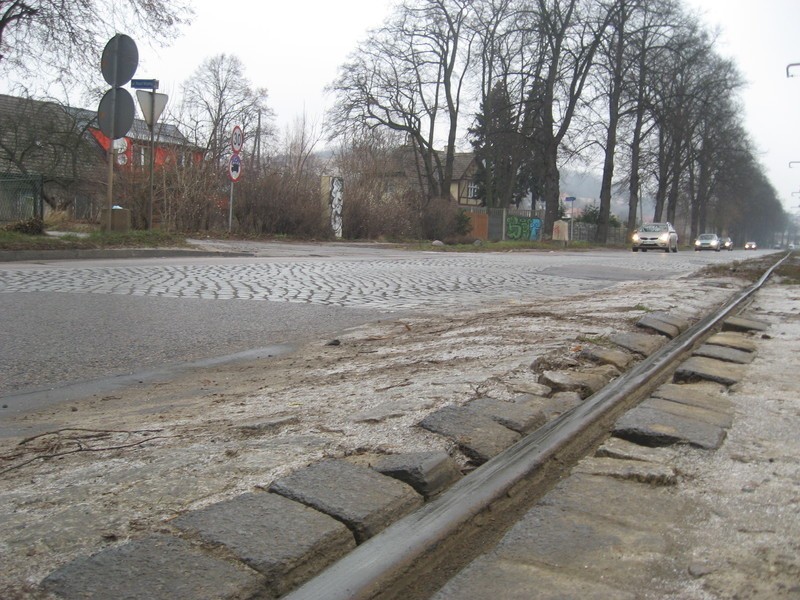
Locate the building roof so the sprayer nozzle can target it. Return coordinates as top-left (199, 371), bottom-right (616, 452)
top-left (65, 106), bottom-right (190, 146)
top-left (450, 152), bottom-right (476, 180)
top-left (0, 93), bottom-right (100, 181)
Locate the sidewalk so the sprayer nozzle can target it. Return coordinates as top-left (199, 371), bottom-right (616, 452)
top-left (433, 283), bottom-right (800, 599)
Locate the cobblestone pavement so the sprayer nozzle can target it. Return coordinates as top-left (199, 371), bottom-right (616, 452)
top-left (0, 250), bottom-right (713, 311)
top-left (0, 246), bottom-right (748, 401)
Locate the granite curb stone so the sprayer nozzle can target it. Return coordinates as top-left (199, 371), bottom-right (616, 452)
top-left (268, 459), bottom-right (423, 544)
top-left (613, 405), bottom-right (727, 449)
top-left (370, 451), bottom-right (462, 499)
top-left (419, 405), bottom-right (521, 464)
top-left (722, 315), bottom-right (770, 333)
top-left (171, 492), bottom-right (356, 597)
top-left (641, 397), bottom-right (733, 429)
top-left (692, 343), bottom-right (755, 364)
top-left (595, 436), bottom-right (676, 464)
top-left (674, 356), bottom-right (745, 386)
top-left (0, 248), bottom-right (249, 263)
top-left (650, 382), bottom-right (732, 414)
top-left (539, 367), bottom-right (617, 399)
top-left (580, 346), bottom-right (635, 370)
top-left (610, 332), bottom-right (665, 356)
top-left (466, 396), bottom-right (547, 433)
top-left (637, 311), bottom-right (691, 339)
top-left (573, 456), bottom-right (677, 486)
top-left (636, 314), bottom-right (681, 338)
top-left (705, 331), bottom-right (758, 353)
top-left (41, 534), bottom-right (265, 600)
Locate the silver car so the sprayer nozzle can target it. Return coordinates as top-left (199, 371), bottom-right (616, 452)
top-left (695, 233), bottom-right (721, 252)
top-left (631, 222), bottom-right (678, 253)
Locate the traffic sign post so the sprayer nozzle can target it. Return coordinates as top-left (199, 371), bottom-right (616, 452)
top-left (99, 34), bottom-right (139, 231)
top-left (228, 126), bottom-right (243, 232)
top-left (135, 85), bottom-right (167, 230)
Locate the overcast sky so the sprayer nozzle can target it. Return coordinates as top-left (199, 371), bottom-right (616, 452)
top-left (683, 0), bottom-right (800, 215)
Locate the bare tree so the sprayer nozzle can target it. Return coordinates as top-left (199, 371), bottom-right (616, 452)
top-left (593, 0), bottom-right (637, 243)
top-left (684, 56), bottom-right (743, 238)
top-left (523, 0), bottom-right (616, 238)
top-left (0, 0), bottom-right (190, 83)
top-left (618, 0), bottom-right (681, 234)
top-left (178, 54), bottom-right (273, 165)
top-left (327, 0), bottom-right (475, 205)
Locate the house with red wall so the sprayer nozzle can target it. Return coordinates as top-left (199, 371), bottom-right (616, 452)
top-left (0, 93), bottom-right (200, 222)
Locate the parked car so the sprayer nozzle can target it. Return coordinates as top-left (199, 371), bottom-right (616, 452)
top-left (694, 233), bottom-right (721, 252)
top-left (744, 241), bottom-right (758, 250)
top-left (631, 222), bottom-right (678, 253)
top-left (721, 237), bottom-right (734, 251)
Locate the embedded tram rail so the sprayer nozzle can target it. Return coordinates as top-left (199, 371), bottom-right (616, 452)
top-left (15, 251), bottom-right (796, 600)
top-left (283, 253), bottom-right (792, 600)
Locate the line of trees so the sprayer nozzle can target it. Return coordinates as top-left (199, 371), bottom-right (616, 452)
top-left (0, 0), bottom-right (791, 244)
top-left (327, 0), bottom-right (789, 244)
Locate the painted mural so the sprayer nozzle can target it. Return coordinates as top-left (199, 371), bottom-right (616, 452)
top-left (329, 176), bottom-right (344, 238)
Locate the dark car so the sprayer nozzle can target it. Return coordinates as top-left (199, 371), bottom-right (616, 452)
top-left (744, 241), bottom-right (758, 250)
top-left (721, 237), bottom-right (733, 251)
top-left (631, 222), bottom-right (678, 253)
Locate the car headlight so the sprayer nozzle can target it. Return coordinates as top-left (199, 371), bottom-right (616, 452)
top-left (695, 240), bottom-right (701, 246)
top-left (711, 240), bottom-right (719, 246)
top-left (632, 233), bottom-right (640, 242)
top-left (659, 233), bottom-right (669, 242)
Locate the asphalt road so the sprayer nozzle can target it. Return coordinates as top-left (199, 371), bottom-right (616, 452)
top-left (0, 242), bottom-right (760, 413)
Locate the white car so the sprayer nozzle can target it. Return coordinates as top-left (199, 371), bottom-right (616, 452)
top-left (631, 222), bottom-right (678, 253)
top-left (695, 233), bottom-right (721, 252)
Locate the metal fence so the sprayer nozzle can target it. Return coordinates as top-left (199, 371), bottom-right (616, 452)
top-left (0, 175), bottom-right (44, 222)
top-left (464, 207), bottom-right (626, 243)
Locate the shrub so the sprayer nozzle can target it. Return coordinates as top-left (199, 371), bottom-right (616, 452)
top-left (6, 217), bottom-right (45, 235)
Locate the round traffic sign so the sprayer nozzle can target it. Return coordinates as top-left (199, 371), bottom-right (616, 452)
top-left (229, 154), bottom-right (243, 182)
top-left (97, 87), bottom-right (135, 139)
top-left (231, 125), bottom-right (244, 154)
top-left (101, 34), bottom-right (139, 87)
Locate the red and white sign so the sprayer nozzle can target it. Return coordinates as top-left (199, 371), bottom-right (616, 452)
top-left (231, 125), bottom-right (244, 154)
top-left (229, 154), bottom-right (242, 182)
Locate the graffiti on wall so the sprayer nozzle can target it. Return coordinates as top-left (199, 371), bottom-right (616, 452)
top-left (506, 215), bottom-right (543, 241)
top-left (329, 177), bottom-right (344, 238)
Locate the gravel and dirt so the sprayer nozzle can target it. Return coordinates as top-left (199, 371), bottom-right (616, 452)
top-left (0, 255), bottom-right (798, 599)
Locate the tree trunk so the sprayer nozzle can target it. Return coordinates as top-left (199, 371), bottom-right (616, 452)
top-left (627, 105), bottom-right (644, 234)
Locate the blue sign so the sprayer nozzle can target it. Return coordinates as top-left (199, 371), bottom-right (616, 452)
top-left (565, 196), bottom-right (576, 202)
top-left (131, 78), bottom-right (158, 90)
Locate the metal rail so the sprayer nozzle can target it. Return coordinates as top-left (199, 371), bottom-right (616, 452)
top-left (283, 254), bottom-right (790, 600)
